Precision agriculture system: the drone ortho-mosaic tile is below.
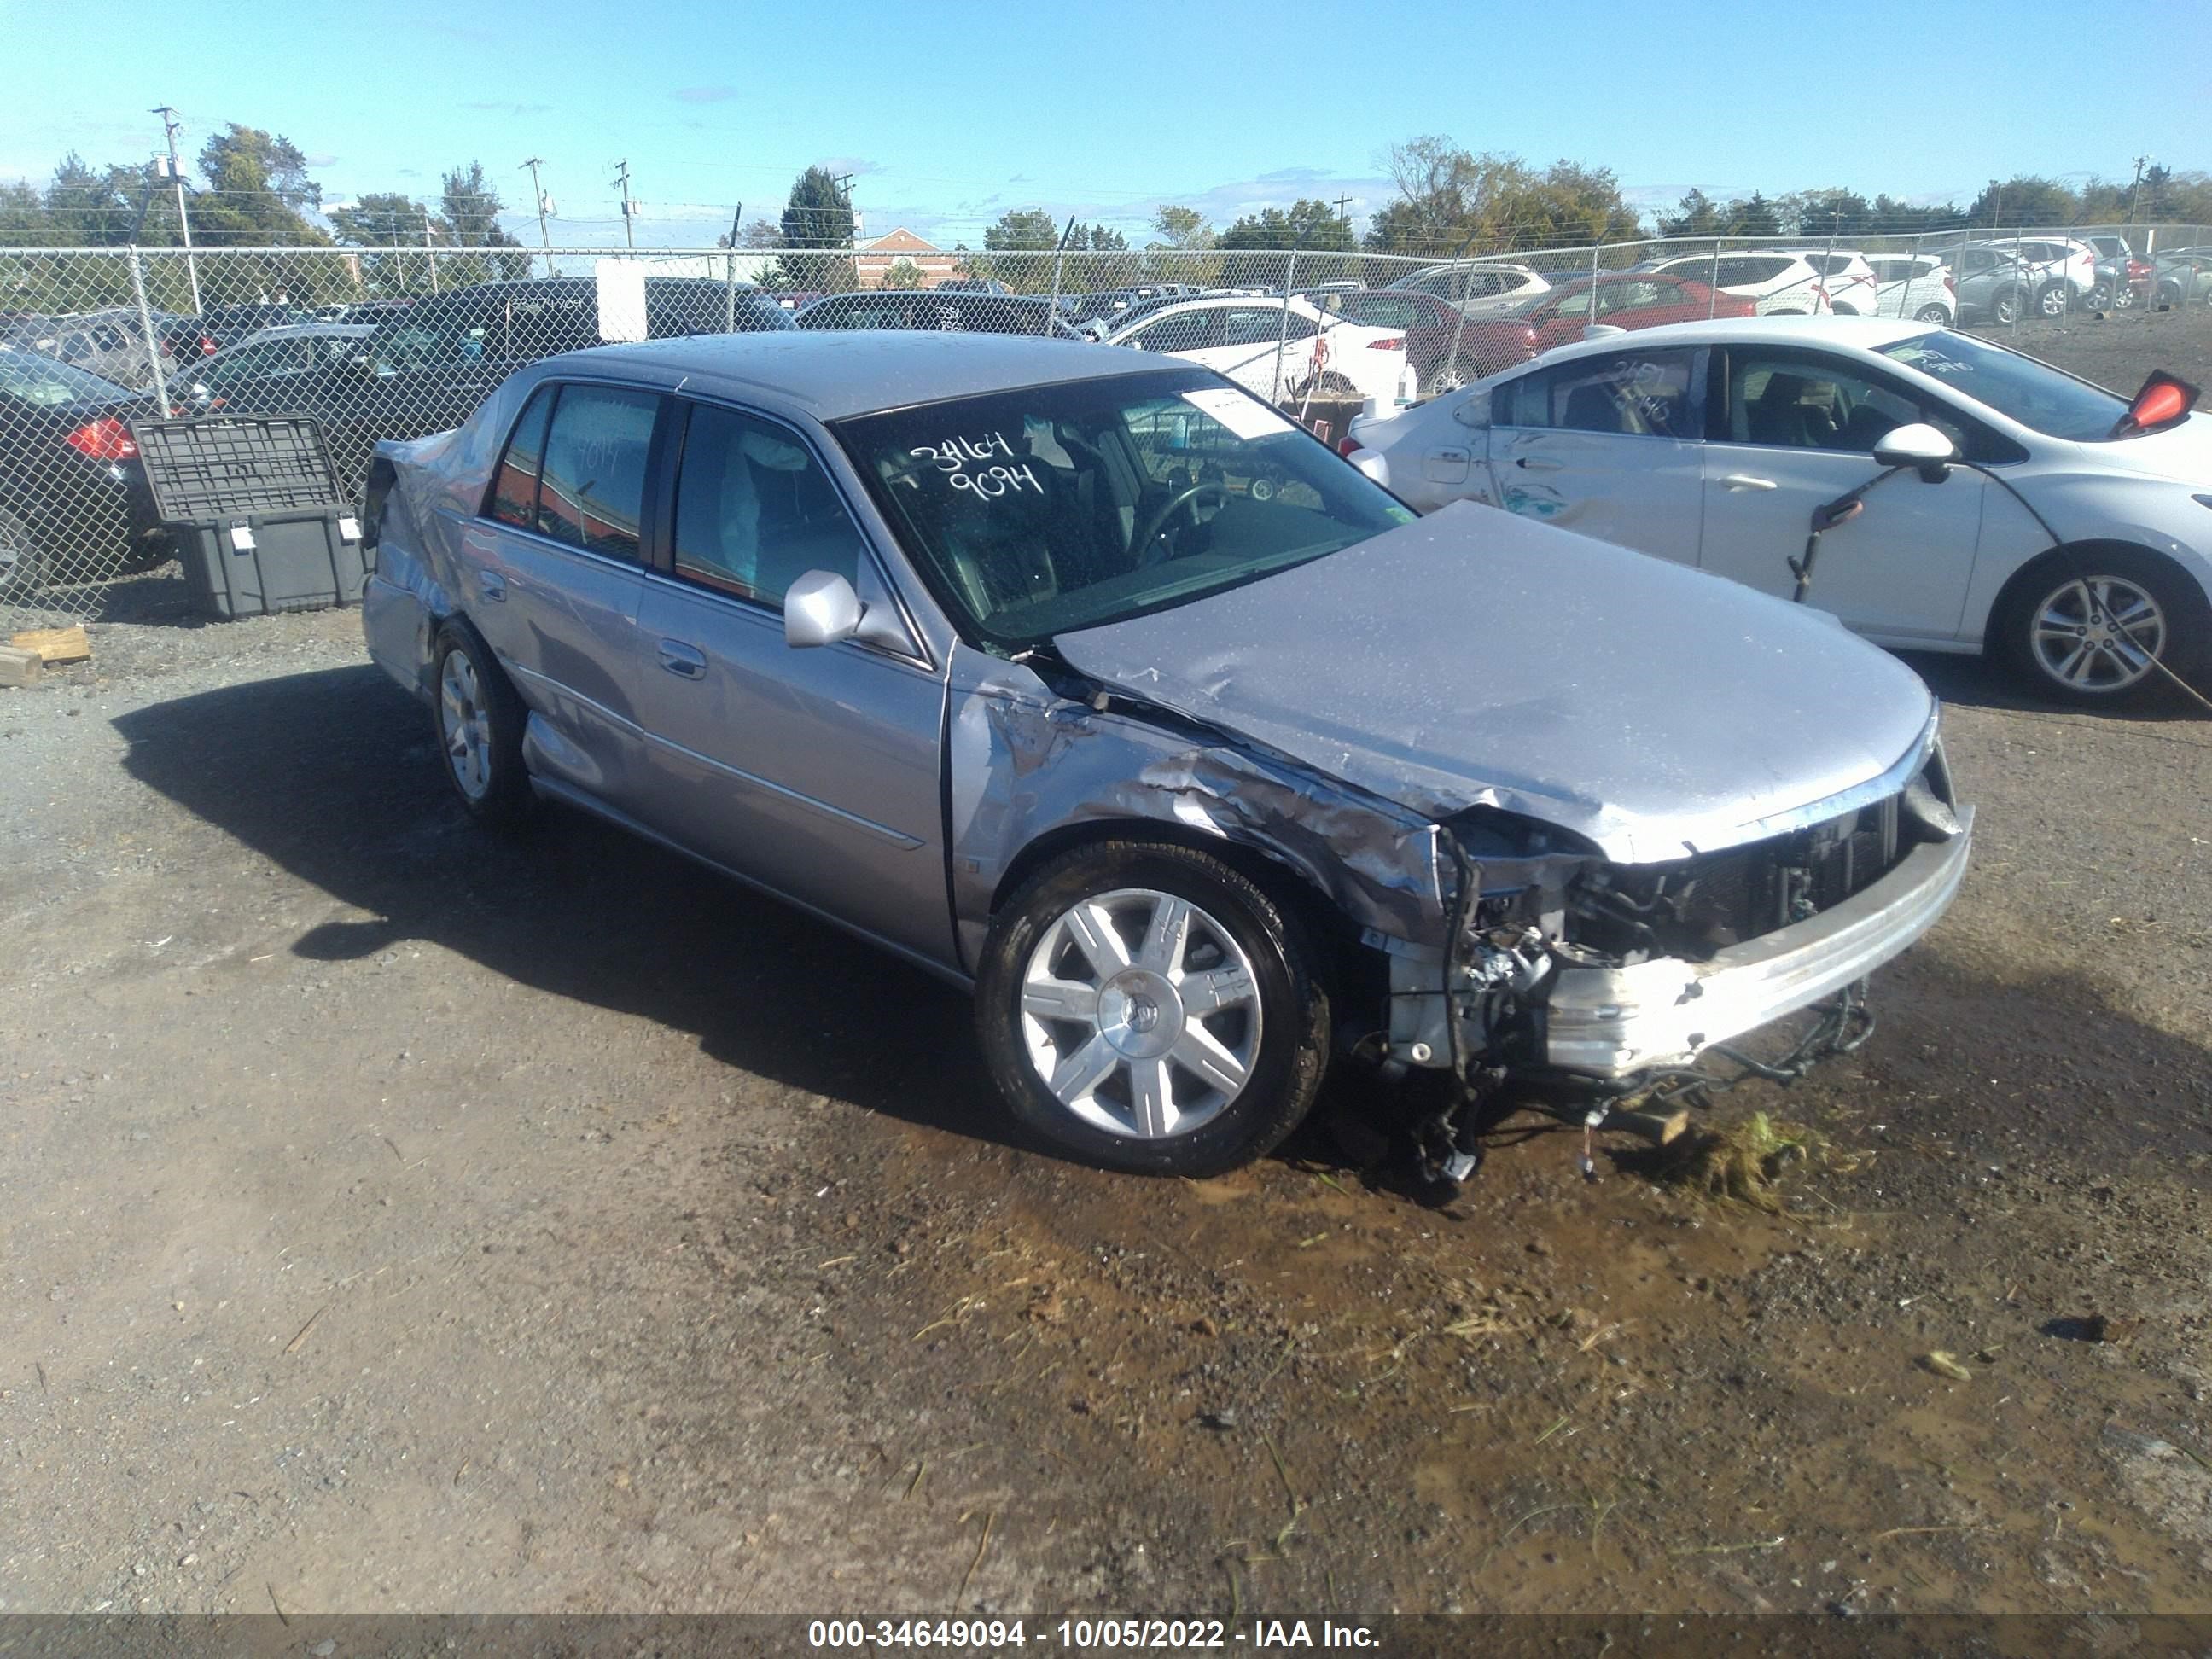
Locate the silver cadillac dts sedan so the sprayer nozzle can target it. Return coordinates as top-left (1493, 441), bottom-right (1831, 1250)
top-left (360, 331), bottom-right (1972, 1177)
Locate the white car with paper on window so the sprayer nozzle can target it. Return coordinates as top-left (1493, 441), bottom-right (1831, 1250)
top-left (1348, 316), bottom-right (2212, 707)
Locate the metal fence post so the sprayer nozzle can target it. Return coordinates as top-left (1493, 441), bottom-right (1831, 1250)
top-left (1904, 233), bottom-right (1922, 317)
top-left (128, 246), bottom-right (168, 414)
top-left (1708, 236), bottom-right (1720, 317)
top-left (1269, 250), bottom-right (1299, 406)
top-left (1046, 247), bottom-right (1067, 337)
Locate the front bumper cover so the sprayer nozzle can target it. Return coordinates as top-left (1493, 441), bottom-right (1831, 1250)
top-left (1542, 806), bottom-right (1974, 1078)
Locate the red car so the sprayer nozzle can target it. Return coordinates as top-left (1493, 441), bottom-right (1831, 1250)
top-left (1455, 273), bottom-right (1754, 377)
top-left (1306, 288), bottom-right (1501, 395)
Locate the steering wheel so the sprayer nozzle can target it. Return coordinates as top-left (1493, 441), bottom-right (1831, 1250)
top-left (1132, 480), bottom-right (1230, 565)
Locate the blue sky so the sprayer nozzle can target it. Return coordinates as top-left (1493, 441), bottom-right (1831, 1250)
top-left (3, 0), bottom-right (2205, 247)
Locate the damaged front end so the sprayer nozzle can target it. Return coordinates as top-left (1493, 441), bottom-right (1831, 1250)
top-left (1387, 716), bottom-right (1972, 1164)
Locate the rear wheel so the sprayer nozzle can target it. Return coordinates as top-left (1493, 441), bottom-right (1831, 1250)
top-left (2035, 282), bottom-right (2069, 318)
top-left (975, 843), bottom-right (1330, 1176)
top-left (1423, 354), bottom-right (1483, 397)
top-left (1992, 288), bottom-right (2027, 326)
top-left (431, 620), bottom-right (534, 828)
top-left (1914, 303), bottom-right (1951, 323)
top-left (1994, 550), bottom-right (2207, 707)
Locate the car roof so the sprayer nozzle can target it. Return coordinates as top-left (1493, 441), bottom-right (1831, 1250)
top-left (531, 329), bottom-right (1173, 420)
top-left (1511, 313), bottom-right (1935, 371)
top-left (223, 323), bottom-right (375, 341)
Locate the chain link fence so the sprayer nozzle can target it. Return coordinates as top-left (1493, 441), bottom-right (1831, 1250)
top-left (3, 225), bottom-right (2209, 627)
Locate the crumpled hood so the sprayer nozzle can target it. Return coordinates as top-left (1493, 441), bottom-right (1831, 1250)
top-left (1055, 503), bottom-right (1936, 864)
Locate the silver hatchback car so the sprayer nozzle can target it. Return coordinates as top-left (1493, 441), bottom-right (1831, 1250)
top-left (362, 332), bottom-right (1972, 1177)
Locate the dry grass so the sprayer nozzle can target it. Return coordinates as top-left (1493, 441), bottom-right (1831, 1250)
top-left (1656, 1111), bottom-right (1818, 1213)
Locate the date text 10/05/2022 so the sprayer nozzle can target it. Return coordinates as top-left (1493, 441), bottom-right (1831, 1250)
top-left (806, 1618), bottom-right (1383, 1650)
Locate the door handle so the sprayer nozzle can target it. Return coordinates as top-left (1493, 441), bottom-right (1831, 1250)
top-left (476, 569), bottom-right (507, 602)
top-left (1515, 457), bottom-right (1563, 472)
top-left (1719, 473), bottom-right (1778, 491)
top-left (657, 639), bottom-right (707, 679)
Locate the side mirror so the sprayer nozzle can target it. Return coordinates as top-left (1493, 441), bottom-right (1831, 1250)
top-left (1872, 422), bottom-right (1958, 482)
top-left (783, 569), bottom-right (864, 649)
top-left (1580, 323), bottom-right (1627, 341)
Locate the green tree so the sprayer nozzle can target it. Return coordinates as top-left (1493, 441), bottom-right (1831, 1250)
top-left (962, 207), bottom-right (1060, 291)
top-left (330, 191), bottom-right (439, 296)
top-left (437, 162), bottom-right (532, 283)
top-left (1778, 188), bottom-right (1874, 237)
top-left (1363, 138), bottom-right (1638, 256)
top-left (44, 153), bottom-right (134, 246)
top-left (1144, 204), bottom-right (1220, 282)
top-left (774, 166), bottom-right (856, 291)
top-left (1217, 198), bottom-right (1353, 286)
top-left (882, 256), bottom-right (926, 289)
top-left (1064, 221), bottom-right (1137, 289)
top-left (1656, 188), bottom-right (1724, 239)
top-left (1967, 175), bottom-right (2078, 230)
top-left (1149, 205), bottom-right (1214, 248)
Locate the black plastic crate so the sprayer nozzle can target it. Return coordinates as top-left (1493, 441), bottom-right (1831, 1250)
top-left (178, 509), bottom-right (368, 620)
top-left (129, 416), bottom-right (344, 518)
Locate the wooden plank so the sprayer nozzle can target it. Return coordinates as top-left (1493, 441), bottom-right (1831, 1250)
top-left (1604, 1105), bottom-right (1692, 1146)
top-left (0, 644), bottom-right (41, 688)
top-left (9, 626), bottom-right (90, 665)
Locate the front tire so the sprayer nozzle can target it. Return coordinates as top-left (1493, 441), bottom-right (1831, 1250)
top-left (1994, 550), bottom-right (2208, 707)
top-left (431, 620), bottom-right (534, 828)
top-left (975, 843), bottom-right (1330, 1176)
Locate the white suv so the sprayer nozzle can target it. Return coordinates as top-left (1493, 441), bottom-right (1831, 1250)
top-left (1864, 253), bottom-right (1956, 323)
top-left (1783, 249), bottom-right (1883, 314)
top-left (1382, 261), bottom-right (1551, 315)
top-left (1961, 237), bottom-right (2096, 315)
top-left (1646, 251), bottom-right (1833, 314)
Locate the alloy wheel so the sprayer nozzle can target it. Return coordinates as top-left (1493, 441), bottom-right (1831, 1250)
top-left (439, 649), bottom-right (493, 800)
top-left (2030, 575), bottom-right (2168, 694)
top-left (1018, 888), bottom-right (1262, 1141)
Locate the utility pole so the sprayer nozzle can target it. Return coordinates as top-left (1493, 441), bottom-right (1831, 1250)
top-left (833, 172), bottom-right (857, 288)
top-left (150, 105), bottom-right (202, 315)
top-left (521, 156), bottom-right (554, 276)
top-left (2128, 154), bottom-right (2151, 225)
top-left (1333, 195), bottom-right (1352, 229)
top-left (614, 159), bottom-right (637, 253)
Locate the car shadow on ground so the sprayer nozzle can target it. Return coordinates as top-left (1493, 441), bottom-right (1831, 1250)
top-left (113, 662), bottom-right (1062, 1159)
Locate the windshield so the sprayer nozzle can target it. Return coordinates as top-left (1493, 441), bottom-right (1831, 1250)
top-left (832, 366), bottom-right (1415, 650)
top-left (1875, 329), bottom-right (2130, 441)
top-left (0, 349), bottom-right (129, 406)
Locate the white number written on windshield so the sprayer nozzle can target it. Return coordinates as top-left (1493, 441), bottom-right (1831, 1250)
top-left (909, 433), bottom-right (1044, 499)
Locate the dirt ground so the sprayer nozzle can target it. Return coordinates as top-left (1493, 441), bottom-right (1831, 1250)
top-left (3, 310), bottom-right (2211, 1623)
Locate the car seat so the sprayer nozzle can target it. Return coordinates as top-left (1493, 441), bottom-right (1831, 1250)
top-left (1746, 372), bottom-right (1837, 448)
top-left (1562, 381), bottom-right (1632, 434)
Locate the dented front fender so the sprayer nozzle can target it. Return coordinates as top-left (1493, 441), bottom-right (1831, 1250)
top-left (944, 643), bottom-right (1457, 974)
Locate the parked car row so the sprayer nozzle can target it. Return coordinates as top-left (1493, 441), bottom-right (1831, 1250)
top-left (1350, 316), bottom-right (2212, 708)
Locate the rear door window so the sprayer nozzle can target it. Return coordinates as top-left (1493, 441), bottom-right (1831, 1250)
top-left (1499, 348), bottom-right (1697, 437)
top-left (533, 384), bottom-right (662, 559)
top-left (486, 384), bottom-right (557, 529)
